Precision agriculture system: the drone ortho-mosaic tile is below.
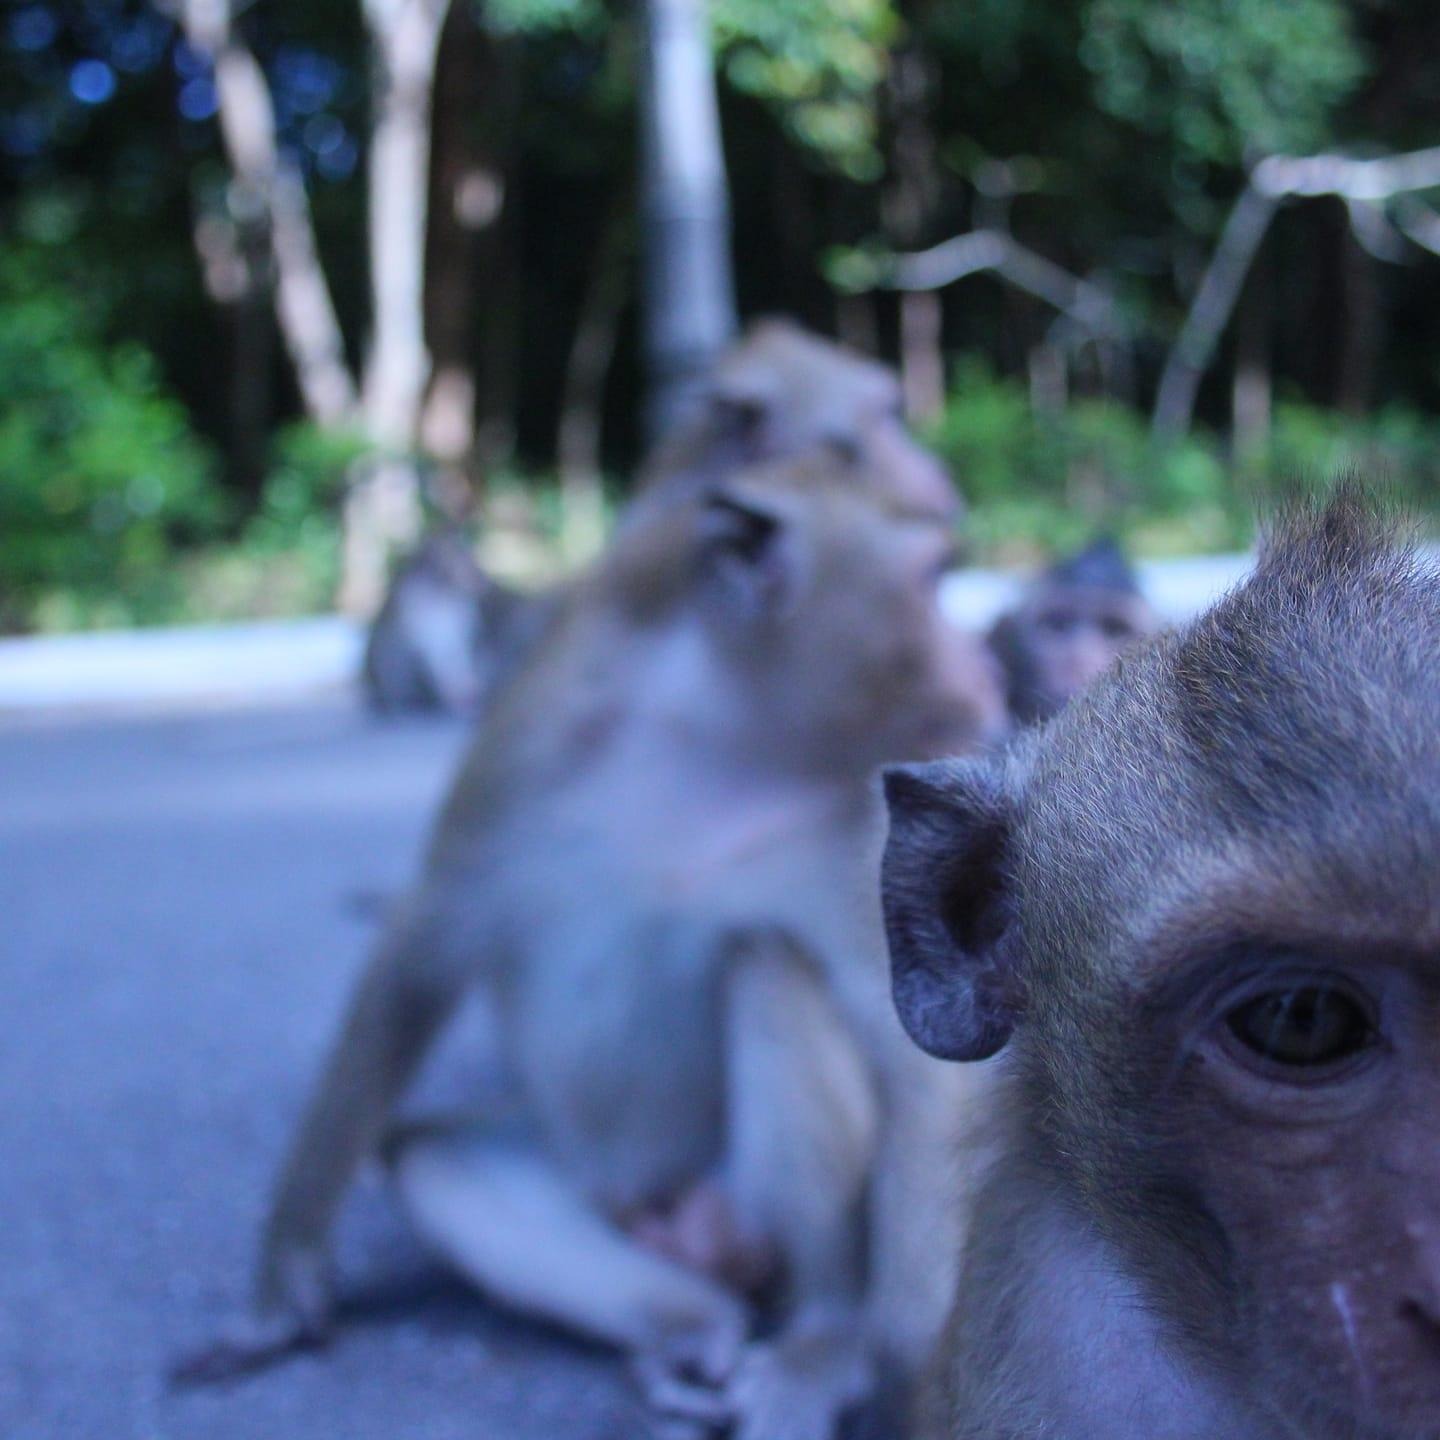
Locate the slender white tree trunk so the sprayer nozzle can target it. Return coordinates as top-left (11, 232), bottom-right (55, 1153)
top-left (361, 0), bottom-right (450, 447)
top-left (270, 166), bottom-right (358, 425)
top-left (173, 0), bottom-right (357, 426)
top-left (899, 291), bottom-right (944, 421)
top-left (638, 0), bottom-right (737, 444)
top-left (340, 0), bottom-right (452, 615)
top-left (1151, 186), bottom-right (1277, 441)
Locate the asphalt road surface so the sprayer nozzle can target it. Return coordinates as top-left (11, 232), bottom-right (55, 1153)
top-left (0, 701), bottom-right (651, 1440)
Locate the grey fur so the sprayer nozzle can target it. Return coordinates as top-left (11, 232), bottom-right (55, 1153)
top-left (886, 484), bottom-right (1440, 1440)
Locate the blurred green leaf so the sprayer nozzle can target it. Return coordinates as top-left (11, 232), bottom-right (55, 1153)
top-left (0, 248), bottom-right (226, 631)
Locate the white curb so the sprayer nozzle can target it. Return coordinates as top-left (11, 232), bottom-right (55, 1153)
top-left (0, 616), bottom-right (365, 712)
top-left (0, 555), bottom-right (1257, 714)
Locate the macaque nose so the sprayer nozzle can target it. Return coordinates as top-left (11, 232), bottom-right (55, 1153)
top-left (869, 423), bottom-right (960, 524)
top-left (903, 440), bottom-right (962, 524)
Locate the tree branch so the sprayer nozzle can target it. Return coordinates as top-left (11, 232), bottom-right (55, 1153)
top-left (881, 227), bottom-right (1126, 341)
top-left (1154, 144), bottom-right (1440, 439)
top-left (1151, 185), bottom-right (1277, 440)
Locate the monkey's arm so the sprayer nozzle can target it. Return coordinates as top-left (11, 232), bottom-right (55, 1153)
top-left (174, 910), bottom-right (465, 1384)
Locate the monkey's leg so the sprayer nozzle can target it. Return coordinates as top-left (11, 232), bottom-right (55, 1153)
top-left (712, 934), bottom-right (881, 1440)
top-left (174, 905), bottom-right (468, 1387)
top-left (388, 1126), bottom-right (749, 1399)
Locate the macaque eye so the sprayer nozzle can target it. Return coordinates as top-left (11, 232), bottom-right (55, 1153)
top-left (1099, 615), bottom-right (1135, 641)
top-left (1225, 987), bottom-right (1374, 1068)
top-left (825, 433), bottom-right (862, 465)
top-left (1036, 610), bottom-right (1075, 636)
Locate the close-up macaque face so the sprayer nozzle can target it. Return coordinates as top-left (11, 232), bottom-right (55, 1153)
top-left (1043, 871), bottom-right (1440, 1434)
top-left (883, 491), bottom-right (1440, 1440)
top-left (1132, 925), bottom-right (1440, 1433)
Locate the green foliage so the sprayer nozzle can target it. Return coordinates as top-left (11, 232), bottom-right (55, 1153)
top-left (1078, 0), bottom-right (1365, 165)
top-left (480, 0), bottom-right (606, 38)
top-left (0, 252), bottom-right (226, 631)
top-left (927, 361), bottom-right (1242, 560)
top-left (199, 423), bottom-right (370, 622)
top-left (714, 0), bottom-right (897, 177)
top-left (470, 0), bottom-right (898, 177)
top-left (926, 362), bottom-right (1440, 562)
top-left (1264, 401), bottom-right (1440, 513)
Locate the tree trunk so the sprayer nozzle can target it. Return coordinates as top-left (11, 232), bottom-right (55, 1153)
top-left (1152, 185), bottom-right (1277, 439)
top-left (1028, 341), bottom-right (1068, 416)
top-left (1337, 225), bottom-right (1382, 416)
top-left (1232, 245), bottom-right (1272, 460)
top-left (174, 0), bottom-right (356, 427)
top-left (883, 46), bottom-right (943, 420)
top-left (637, 0), bottom-right (737, 444)
top-left (361, 0), bottom-right (450, 448)
top-left (341, 0), bottom-right (452, 616)
top-left (558, 203), bottom-right (632, 560)
top-left (899, 291), bottom-right (944, 421)
top-left (419, 1), bottom-right (494, 517)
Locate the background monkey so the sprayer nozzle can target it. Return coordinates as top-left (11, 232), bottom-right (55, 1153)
top-left (362, 318), bottom-right (960, 720)
top-left (883, 487), bottom-right (1440, 1439)
top-left (640, 317), bottom-right (959, 526)
top-left (182, 454), bottom-right (1005, 1440)
top-left (986, 537), bottom-right (1157, 726)
top-left (361, 528), bottom-right (522, 716)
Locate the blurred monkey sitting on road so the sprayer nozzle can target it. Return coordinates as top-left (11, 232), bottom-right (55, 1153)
top-left (367, 318), bottom-right (962, 719)
top-left (179, 452), bottom-right (1004, 1440)
top-left (361, 528), bottom-right (526, 717)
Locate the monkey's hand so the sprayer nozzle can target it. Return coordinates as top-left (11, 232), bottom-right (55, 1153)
top-left (168, 1247), bottom-right (333, 1388)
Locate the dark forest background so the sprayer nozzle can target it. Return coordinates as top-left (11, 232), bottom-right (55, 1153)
top-left (6, 0), bottom-right (1440, 631)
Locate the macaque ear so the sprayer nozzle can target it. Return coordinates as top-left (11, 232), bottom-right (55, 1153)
top-left (696, 487), bottom-right (794, 621)
top-left (881, 759), bottom-right (1025, 1061)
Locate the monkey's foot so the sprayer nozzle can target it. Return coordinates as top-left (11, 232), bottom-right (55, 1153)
top-left (631, 1302), bottom-right (748, 1437)
top-left (723, 1329), bottom-right (874, 1440)
top-left (168, 1311), bottom-right (328, 1389)
top-left (634, 1355), bottom-right (731, 1429)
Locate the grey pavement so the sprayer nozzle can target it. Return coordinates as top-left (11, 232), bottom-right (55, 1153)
top-left (0, 702), bottom-right (649, 1440)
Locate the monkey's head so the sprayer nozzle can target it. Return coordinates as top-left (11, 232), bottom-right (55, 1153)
top-left (988, 537), bottom-right (1158, 725)
top-left (615, 452), bottom-right (1003, 772)
top-left (884, 487), bottom-right (1440, 1435)
top-left (644, 318), bottom-right (960, 526)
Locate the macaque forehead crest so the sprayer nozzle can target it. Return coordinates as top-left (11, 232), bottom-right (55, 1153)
top-left (713, 319), bottom-right (900, 428)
